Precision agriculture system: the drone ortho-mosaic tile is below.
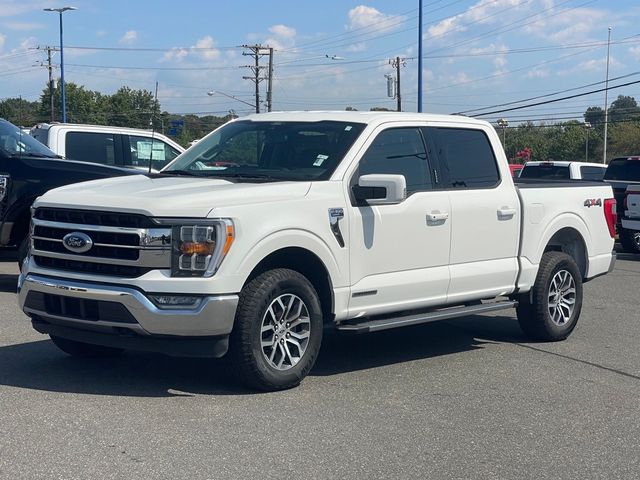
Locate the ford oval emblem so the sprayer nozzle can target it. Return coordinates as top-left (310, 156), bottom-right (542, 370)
top-left (62, 232), bottom-right (93, 254)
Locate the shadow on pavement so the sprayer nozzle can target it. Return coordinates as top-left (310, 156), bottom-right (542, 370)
top-left (0, 314), bottom-right (523, 397)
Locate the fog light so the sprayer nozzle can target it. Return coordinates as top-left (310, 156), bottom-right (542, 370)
top-left (150, 295), bottom-right (202, 309)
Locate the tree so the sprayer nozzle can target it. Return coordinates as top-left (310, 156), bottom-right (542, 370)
top-left (0, 97), bottom-right (41, 126)
top-left (106, 86), bottom-right (159, 128)
top-left (609, 95), bottom-right (640, 124)
top-left (608, 121), bottom-right (640, 157)
top-left (584, 106), bottom-right (605, 126)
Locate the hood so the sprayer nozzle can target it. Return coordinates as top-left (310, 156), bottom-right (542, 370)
top-left (35, 175), bottom-right (312, 218)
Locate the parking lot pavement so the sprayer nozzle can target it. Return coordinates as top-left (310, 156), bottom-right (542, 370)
top-left (1, 252), bottom-right (639, 480)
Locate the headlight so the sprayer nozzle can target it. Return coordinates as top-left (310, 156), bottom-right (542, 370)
top-left (170, 219), bottom-right (234, 277)
top-left (0, 175), bottom-right (9, 203)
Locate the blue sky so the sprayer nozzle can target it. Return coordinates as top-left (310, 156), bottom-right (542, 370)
top-left (1, 0), bottom-right (640, 124)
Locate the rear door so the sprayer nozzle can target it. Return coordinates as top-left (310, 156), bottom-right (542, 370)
top-left (424, 126), bottom-right (520, 303)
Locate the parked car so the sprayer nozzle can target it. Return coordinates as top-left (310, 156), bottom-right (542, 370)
top-left (18, 112), bottom-right (616, 391)
top-left (603, 156), bottom-right (640, 253)
top-left (0, 118), bottom-right (137, 264)
top-left (621, 184), bottom-right (640, 252)
top-left (30, 123), bottom-right (184, 172)
top-left (508, 164), bottom-right (523, 177)
top-left (519, 161), bottom-right (607, 180)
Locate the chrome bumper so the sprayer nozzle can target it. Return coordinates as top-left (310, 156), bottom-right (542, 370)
top-left (18, 273), bottom-right (239, 337)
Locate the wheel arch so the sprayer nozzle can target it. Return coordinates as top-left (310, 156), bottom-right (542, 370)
top-left (542, 226), bottom-right (588, 279)
top-left (244, 246), bottom-right (335, 322)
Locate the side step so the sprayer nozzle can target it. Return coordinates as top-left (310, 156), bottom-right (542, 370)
top-left (335, 300), bottom-right (517, 334)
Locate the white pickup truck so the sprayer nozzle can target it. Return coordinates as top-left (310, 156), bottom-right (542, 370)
top-left (18, 112), bottom-right (617, 391)
top-left (622, 185), bottom-right (640, 248)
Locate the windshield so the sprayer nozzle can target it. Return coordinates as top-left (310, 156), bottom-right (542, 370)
top-left (519, 164), bottom-right (570, 180)
top-left (0, 119), bottom-right (58, 158)
top-left (604, 159), bottom-right (640, 181)
top-left (164, 120), bottom-right (366, 180)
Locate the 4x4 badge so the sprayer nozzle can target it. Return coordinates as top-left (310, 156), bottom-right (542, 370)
top-left (583, 198), bottom-right (602, 208)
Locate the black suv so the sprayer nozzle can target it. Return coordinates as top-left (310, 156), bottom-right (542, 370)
top-left (603, 156), bottom-right (640, 253)
top-left (0, 119), bottom-right (136, 266)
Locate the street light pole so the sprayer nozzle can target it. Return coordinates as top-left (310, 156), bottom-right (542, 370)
top-left (603, 26), bottom-right (612, 164)
top-left (207, 90), bottom-right (256, 109)
top-left (417, 0), bottom-right (423, 113)
top-left (44, 6), bottom-right (76, 123)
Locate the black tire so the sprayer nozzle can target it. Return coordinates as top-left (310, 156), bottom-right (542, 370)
top-left (619, 228), bottom-right (640, 254)
top-left (50, 335), bottom-right (124, 358)
top-left (228, 268), bottom-right (323, 391)
top-left (516, 251), bottom-right (583, 341)
top-left (17, 236), bottom-right (29, 272)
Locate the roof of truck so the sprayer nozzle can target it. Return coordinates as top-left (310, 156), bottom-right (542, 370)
top-left (242, 111), bottom-right (491, 127)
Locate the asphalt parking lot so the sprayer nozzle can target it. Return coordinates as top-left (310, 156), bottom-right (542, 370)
top-left (1, 251), bottom-right (639, 480)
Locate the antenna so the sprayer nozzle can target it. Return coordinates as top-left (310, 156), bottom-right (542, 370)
top-left (148, 81), bottom-right (158, 175)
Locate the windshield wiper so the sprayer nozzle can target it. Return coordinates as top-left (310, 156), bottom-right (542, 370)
top-left (211, 172), bottom-right (289, 181)
top-left (160, 169), bottom-right (201, 176)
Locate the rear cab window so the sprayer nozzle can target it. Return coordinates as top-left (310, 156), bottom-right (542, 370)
top-left (65, 132), bottom-right (117, 165)
top-left (520, 164), bottom-right (570, 180)
top-left (604, 158), bottom-right (640, 181)
top-left (580, 166), bottom-right (606, 181)
top-left (424, 127), bottom-right (499, 189)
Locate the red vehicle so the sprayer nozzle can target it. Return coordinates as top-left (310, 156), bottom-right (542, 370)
top-left (509, 164), bottom-right (523, 177)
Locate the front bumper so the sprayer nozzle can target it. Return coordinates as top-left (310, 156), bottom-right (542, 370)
top-left (18, 273), bottom-right (239, 357)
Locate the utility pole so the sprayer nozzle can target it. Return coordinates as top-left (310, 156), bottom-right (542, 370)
top-left (266, 47), bottom-right (274, 112)
top-left (390, 57), bottom-right (406, 112)
top-left (602, 26), bottom-right (612, 163)
top-left (46, 46), bottom-right (55, 121)
top-left (241, 44), bottom-right (271, 114)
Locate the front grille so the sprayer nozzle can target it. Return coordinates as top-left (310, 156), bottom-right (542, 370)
top-left (24, 291), bottom-right (137, 324)
top-left (34, 208), bottom-right (156, 228)
top-left (31, 208), bottom-right (171, 277)
top-left (33, 256), bottom-right (152, 277)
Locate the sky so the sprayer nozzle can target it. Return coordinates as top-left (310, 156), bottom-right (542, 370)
top-left (1, 0), bottom-right (640, 125)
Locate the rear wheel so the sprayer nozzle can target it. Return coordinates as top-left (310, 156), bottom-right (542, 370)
top-left (516, 251), bottom-right (583, 341)
top-left (50, 335), bottom-right (124, 357)
top-left (229, 268), bottom-right (323, 391)
top-left (620, 228), bottom-right (640, 254)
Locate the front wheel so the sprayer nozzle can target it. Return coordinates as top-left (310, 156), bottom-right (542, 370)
top-left (620, 228), bottom-right (640, 254)
top-left (229, 268), bottom-right (323, 391)
top-left (516, 251), bottom-right (583, 341)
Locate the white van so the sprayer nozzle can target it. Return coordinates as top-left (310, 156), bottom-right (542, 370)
top-left (30, 123), bottom-right (185, 171)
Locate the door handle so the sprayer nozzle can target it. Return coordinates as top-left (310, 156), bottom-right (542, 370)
top-left (498, 207), bottom-right (517, 217)
top-left (427, 211), bottom-right (449, 222)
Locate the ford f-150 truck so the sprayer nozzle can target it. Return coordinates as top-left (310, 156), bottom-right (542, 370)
top-left (18, 112), bottom-right (617, 391)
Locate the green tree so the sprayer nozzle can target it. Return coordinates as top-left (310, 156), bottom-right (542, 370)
top-left (0, 97), bottom-right (42, 126)
top-left (584, 106), bottom-right (605, 126)
top-left (609, 95), bottom-right (640, 123)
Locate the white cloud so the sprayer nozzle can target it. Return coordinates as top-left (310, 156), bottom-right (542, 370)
top-left (19, 36), bottom-right (36, 50)
top-left (3, 21), bottom-right (44, 31)
top-left (0, 33), bottom-right (5, 51)
top-left (345, 5), bottom-right (406, 51)
top-left (264, 24), bottom-right (297, 51)
top-left (193, 36), bottom-right (220, 60)
top-left (428, 0), bottom-right (523, 39)
top-left (119, 30), bottom-right (137, 45)
top-left (630, 46), bottom-right (640, 61)
top-left (162, 36), bottom-right (220, 62)
top-left (557, 56), bottom-right (623, 76)
top-left (522, 7), bottom-right (606, 43)
top-left (347, 5), bottom-right (404, 32)
top-left (525, 67), bottom-right (550, 79)
top-left (96, 30), bottom-right (107, 38)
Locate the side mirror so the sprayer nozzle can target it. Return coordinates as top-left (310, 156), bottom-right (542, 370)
top-left (353, 174), bottom-right (406, 205)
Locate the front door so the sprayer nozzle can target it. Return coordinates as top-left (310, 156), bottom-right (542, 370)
top-left (348, 126), bottom-right (451, 318)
